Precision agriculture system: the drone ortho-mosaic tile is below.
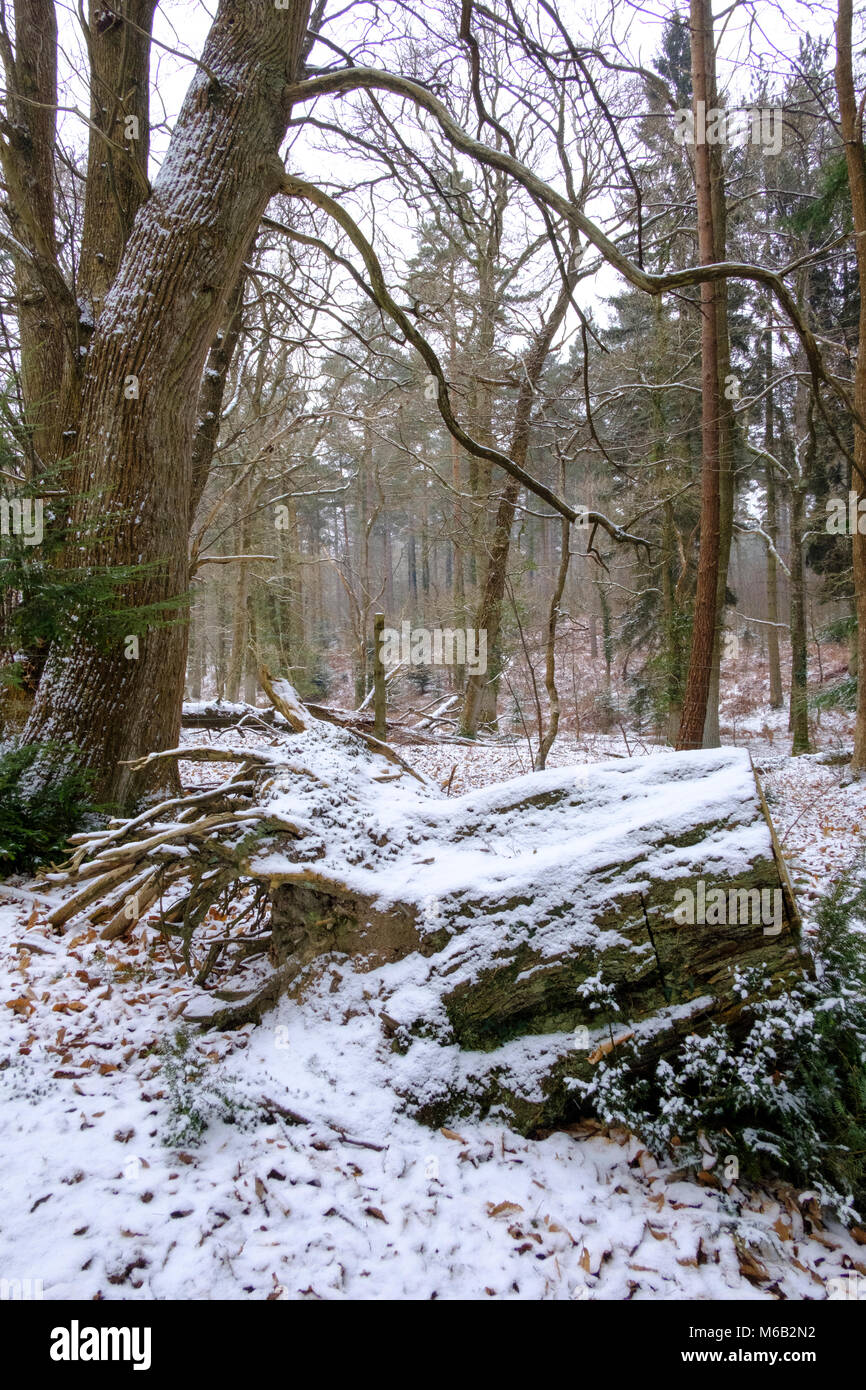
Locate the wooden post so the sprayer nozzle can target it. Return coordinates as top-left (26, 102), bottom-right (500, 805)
top-left (373, 612), bottom-right (386, 739)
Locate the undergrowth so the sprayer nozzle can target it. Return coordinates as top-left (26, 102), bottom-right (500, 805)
top-left (576, 868), bottom-right (866, 1220)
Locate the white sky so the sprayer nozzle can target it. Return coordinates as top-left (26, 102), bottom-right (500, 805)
top-left (47, 0), bottom-right (855, 337)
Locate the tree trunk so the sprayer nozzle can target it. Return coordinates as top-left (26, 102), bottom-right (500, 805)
top-left (373, 612), bottom-right (386, 739)
top-left (537, 513), bottom-right (570, 769)
top-left (662, 500), bottom-right (686, 745)
top-left (677, 0), bottom-right (722, 750)
top-left (0, 0), bottom-right (72, 469)
top-left (702, 76), bottom-right (735, 751)
top-left (226, 488), bottom-right (252, 704)
top-left (460, 263), bottom-right (578, 738)
top-left (23, 0), bottom-right (313, 808)
top-left (789, 478), bottom-right (811, 755)
top-left (764, 325), bottom-right (784, 709)
top-left (836, 0), bottom-right (866, 773)
top-left (190, 267), bottom-right (247, 524)
top-left (78, 2), bottom-right (157, 323)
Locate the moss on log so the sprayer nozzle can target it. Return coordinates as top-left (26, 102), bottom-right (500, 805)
top-left (174, 724), bottom-right (806, 1135)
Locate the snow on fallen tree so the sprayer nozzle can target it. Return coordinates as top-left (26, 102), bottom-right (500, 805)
top-left (48, 692), bottom-right (807, 1133)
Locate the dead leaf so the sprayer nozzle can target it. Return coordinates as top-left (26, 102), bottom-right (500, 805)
top-left (773, 1217), bottom-right (793, 1243)
top-left (735, 1244), bottom-right (769, 1284)
top-left (587, 1031), bottom-right (635, 1065)
top-left (487, 1200), bottom-right (523, 1218)
top-left (5, 996), bottom-right (33, 1016)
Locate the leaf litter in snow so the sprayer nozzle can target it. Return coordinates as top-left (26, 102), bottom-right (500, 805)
top-left (1, 723), bottom-right (866, 1299)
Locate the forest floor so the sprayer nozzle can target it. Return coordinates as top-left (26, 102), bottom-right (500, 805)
top-left (1, 689), bottom-right (865, 1300)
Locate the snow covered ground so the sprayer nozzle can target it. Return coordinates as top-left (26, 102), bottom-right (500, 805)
top-left (2, 718), bottom-right (866, 1301)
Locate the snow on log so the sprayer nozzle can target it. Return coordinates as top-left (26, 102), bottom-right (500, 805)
top-left (173, 723), bottom-right (805, 1133)
top-left (257, 666), bottom-right (308, 732)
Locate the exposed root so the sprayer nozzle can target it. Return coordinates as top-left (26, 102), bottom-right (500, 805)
top-left (44, 677), bottom-right (422, 1003)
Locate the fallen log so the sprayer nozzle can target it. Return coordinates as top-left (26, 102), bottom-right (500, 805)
top-left (253, 742), bottom-right (805, 1131)
top-left (175, 730), bottom-right (805, 1131)
top-left (180, 698), bottom-right (447, 747)
top-left (53, 681), bottom-right (807, 1135)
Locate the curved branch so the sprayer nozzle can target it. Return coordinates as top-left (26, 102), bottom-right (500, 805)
top-left (278, 173), bottom-right (647, 550)
top-left (282, 65), bottom-right (862, 429)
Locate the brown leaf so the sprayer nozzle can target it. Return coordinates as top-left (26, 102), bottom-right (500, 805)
top-left (6, 997), bottom-right (33, 1016)
top-left (487, 1200), bottom-right (523, 1218)
top-left (587, 1031), bottom-right (635, 1065)
top-left (546, 1220), bottom-right (577, 1244)
top-left (789, 1258), bottom-right (824, 1287)
top-left (809, 1231), bottom-right (839, 1251)
top-left (735, 1242), bottom-right (769, 1285)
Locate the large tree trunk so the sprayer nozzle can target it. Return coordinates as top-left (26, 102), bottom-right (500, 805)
top-left (78, 2), bottom-right (157, 323)
top-left (0, 2), bottom-right (160, 729)
top-left (190, 268), bottom-right (247, 525)
top-left (0, 0), bottom-right (71, 469)
top-left (702, 72), bottom-right (735, 750)
top-left (836, 0), bottom-right (866, 774)
top-left (677, 0), bottom-right (722, 750)
top-left (467, 205), bottom-right (503, 603)
top-left (23, 0), bottom-right (313, 808)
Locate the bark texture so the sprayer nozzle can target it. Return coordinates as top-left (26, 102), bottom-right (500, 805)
top-left (23, 0), bottom-right (312, 807)
top-left (836, 0), bottom-right (866, 772)
top-left (678, 0), bottom-right (723, 750)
